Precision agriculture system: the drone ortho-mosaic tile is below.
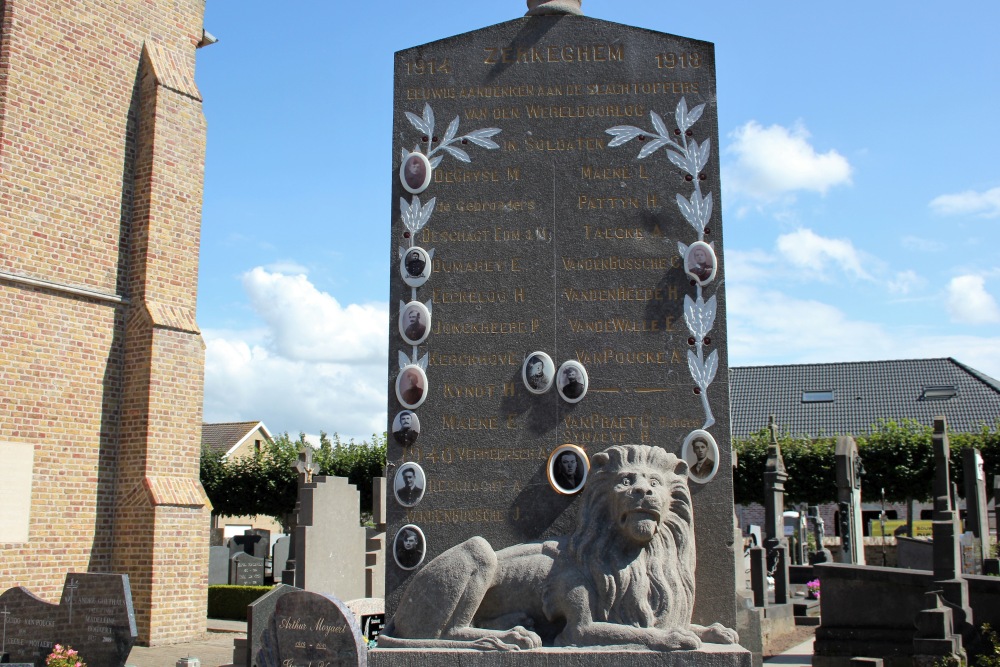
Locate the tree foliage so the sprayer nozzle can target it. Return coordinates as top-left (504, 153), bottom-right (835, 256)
top-left (200, 431), bottom-right (387, 527)
top-left (734, 419), bottom-right (1000, 506)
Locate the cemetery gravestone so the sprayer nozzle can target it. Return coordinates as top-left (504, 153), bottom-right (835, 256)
top-left (255, 591), bottom-right (367, 667)
top-left (294, 476), bottom-right (367, 601)
top-left (209, 545), bottom-right (231, 585)
top-left (271, 536), bottom-right (290, 584)
top-left (231, 552), bottom-right (266, 587)
top-left (961, 448), bottom-right (989, 567)
top-left (0, 573), bottom-right (137, 667)
top-left (247, 584), bottom-right (299, 667)
top-left (232, 530), bottom-right (269, 560)
top-left (835, 436), bottom-right (865, 565)
top-left (386, 5), bottom-right (736, 631)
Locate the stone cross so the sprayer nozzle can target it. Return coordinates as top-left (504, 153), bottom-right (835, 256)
top-left (65, 577), bottom-right (78, 622)
top-left (1, 604), bottom-right (9, 654)
top-left (294, 446), bottom-right (316, 484)
top-left (526, 0), bottom-right (583, 15)
top-left (835, 436), bottom-right (865, 565)
top-left (762, 415), bottom-right (788, 558)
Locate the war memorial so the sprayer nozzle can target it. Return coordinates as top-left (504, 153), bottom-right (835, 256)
top-left (376, 0), bottom-right (747, 663)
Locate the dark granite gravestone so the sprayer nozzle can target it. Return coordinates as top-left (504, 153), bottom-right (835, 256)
top-left (0, 573), bottom-right (137, 667)
top-left (231, 552), bottom-right (266, 587)
top-left (386, 8), bottom-right (735, 630)
top-left (361, 614), bottom-right (385, 643)
top-left (271, 536), bottom-right (290, 584)
top-left (247, 584), bottom-right (299, 667)
top-left (209, 545), bottom-right (231, 585)
top-left (232, 530), bottom-right (269, 560)
top-left (255, 591), bottom-right (367, 667)
top-left (961, 447), bottom-right (989, 567)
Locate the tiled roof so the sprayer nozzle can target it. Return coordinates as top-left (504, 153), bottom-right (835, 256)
top-left (729, 358), bottom-right (1000, 439)
top-left (202, 421), bottom-right (270, 456)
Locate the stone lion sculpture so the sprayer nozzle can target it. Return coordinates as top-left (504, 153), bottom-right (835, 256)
top-left (379, 444), bottom-right (739, 651)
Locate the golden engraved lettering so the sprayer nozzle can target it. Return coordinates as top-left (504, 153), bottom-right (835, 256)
top-left (562, 286), bottom-right (663, 302)
top-left (433, 258), bottom-right (503, 273)
top-left (585, 81), bottom-right (700, 96)
top-left (484, 44), bottom-right (623, 65)
top-left (563, 430), bottom-right (627, 444)
top-left (453, 199), bottom-right (537, 213)
top-left (429, 479), bottom-right (508, 494)
top-left (428, 351), bottom-right (521, 367)
top-left (406, 87), bottom-right (457, 101)
top-left (441, 415), bottom-right (499, 429)
top-left (565, 414), bottom-right (652, 429)
top-left (431, 320), bottom-right (529, 335)
top-left (525, 104), bottom-right (644, 120)
top-left (583, 225), bottom-right (645, 240)
top-left (578, 195), bottom-right (643, 210)
top-left (421, 228), bottom-right (490, 243)
top-left (434, 168), bottom-right (501, 184)
top-left (432, 288), bottom-right (508, 304)
top-left (459, 84), bottom-right (536, 99)
top-left (567, 318), bottom-right (659, 334)
top-left (443, 383), bottom-right (507, 399)
top-left (561, 256), bottom-right (669, 271)
top-left (575, 349), bottom-right (669, 365)
top-left (659, 417), bottom-right (702, 428)
top-left (407, 508), bottom-right (506, 524)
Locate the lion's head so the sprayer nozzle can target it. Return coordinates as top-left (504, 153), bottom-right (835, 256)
top-left (568, 444), bottom-right (696, 629)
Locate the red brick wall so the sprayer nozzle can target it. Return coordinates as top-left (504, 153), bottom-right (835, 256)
top-left (0, 0), bottom-right (209, 646)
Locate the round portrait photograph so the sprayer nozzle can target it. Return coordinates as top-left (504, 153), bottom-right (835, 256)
top-left (399, 301), bottom-right (431, 346)
top-left (685, 241), bottom-right (717, 285)
top-left (547, 444), bottom-right (589, 495)
top-left (395, 364), bottom-right (428, 409)
top-left (393, 524), bottom-right (426, 570)
top-left (556, 360), bottom-right (589, 403)
top-left (399, 151), bottom-right (432, 194)
top-left (393, 462), bottom-right (426, 507)
top-left (392, 410), bottom-right (421, 447)
top-left (681, 429), bottom-right (720, 484)
top-left (522, 351), bottom-right (555, 394)
top-left (400, 246), bottom-right (432, 288)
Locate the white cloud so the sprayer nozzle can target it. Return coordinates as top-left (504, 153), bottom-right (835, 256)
top-left (929, 186), bottom-right (1000, 218)
top-left (727, 284), bottom-right (1000, 380)
top-left (946, 275), bottom-right (1000, 324)
top-left (242, 267), bottom-right (387, 363)
top-left (724, 121), bottom-right (852, 200)
top-left (774, 228), bottom-right (872, 281)
top-left (203, 268), bottom-right (389, 441)
top-left (901, 235), bottom-right (946, 253)
top-left (887, 270), bottom-right (924, 296)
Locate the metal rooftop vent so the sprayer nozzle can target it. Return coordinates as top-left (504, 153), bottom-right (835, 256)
top-left (920, 385), bottom-right (957, 401)
top-left (802, 390), bottom-right (835, 403)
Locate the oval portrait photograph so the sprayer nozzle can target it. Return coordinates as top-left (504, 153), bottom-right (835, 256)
top-left (681, 429), bottom-right (719, 484)
top-left (399, 301), bottom-right (431, 346)
top-left (522, 351), bottom-right (555, 394)
top-left (400, 246), bottom-right (431, 288)
top-left (395, 364), bottom-right (427, 409)
top-left (392, 410), bottom-right (420, 447)
top-left (685, 241), bottom-right (717, 285)
top-left (547, 444), bottom-right (589, 495)
top-left (556, 360), bottom-right (588, 403)
top-left (399, 151), bottom-right (432, 194)
top-left (393, 462), bottom-right (426, 507)
top-left (393, 524), bottom-right (426, 570)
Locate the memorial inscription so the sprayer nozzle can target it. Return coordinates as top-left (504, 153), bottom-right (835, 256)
top-left (386, 13), bottom-right (734, 630)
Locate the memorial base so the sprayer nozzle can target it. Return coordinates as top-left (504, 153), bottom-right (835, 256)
top-left (371, 644), bottom-right (751, 667)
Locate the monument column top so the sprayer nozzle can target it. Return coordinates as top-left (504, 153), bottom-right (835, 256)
top-left (526, 0), bottom-right (583, 16)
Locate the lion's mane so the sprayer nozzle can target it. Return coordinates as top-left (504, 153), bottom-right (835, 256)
top-left (567, 445), bottom-right (696, 629)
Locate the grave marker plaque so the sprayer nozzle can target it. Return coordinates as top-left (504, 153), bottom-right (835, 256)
top-left (387, 11), bottom-right (735, 628)
top-left (255, 591), bottom-right (367, 667)
top-left (231, 552), bottom-right (266, 587)
top-left (0, 573), bottom-right (136, 667)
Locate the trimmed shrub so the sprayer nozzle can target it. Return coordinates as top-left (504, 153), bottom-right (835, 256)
top-left (208, 585), bottom-right (273, 620)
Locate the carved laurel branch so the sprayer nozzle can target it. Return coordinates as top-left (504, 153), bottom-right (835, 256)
top-left (404, 102), bottom-right (502, 168)
top-left (400, 196), bottom-right (436, 234)
top-left (606, 97), bottom-right (717, 428)
top-left (398, 350), bottom-right (429, 372)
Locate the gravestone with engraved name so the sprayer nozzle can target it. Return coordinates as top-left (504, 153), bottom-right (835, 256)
top-left (386, 5), bottom-right (735, 629)
top-left (254, 591), bottom-right (367, 667)
top-left (209, 545), bottom-right (231, 585)
top-left (0, 573), bottom-right (137, 667)
top-left (231, 552), bottom-right (266, 587)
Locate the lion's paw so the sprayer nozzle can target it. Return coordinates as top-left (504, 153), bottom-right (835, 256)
top-left (661, 628), bottom-right (702, 651)
top-left (695, 622), bottom-right (739, 645)
top-left (471, 626), bottom-right (542, 652)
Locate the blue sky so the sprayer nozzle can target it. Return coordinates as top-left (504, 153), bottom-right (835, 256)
top-left (195, 1), bottom-right (1000, 441)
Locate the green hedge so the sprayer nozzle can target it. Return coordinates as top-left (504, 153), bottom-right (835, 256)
top-left (208, 585), bottom-right (273, 620)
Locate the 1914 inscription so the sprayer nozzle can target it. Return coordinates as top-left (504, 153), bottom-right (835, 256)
top-left (388, 13), bottom-right (734, 629)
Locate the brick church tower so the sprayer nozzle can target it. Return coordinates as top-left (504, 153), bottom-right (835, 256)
top-left (0, 0), bottom-right (212, 645)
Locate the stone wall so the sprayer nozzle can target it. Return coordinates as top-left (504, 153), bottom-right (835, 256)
top-left (0, 0), bottom-right (210, 646)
